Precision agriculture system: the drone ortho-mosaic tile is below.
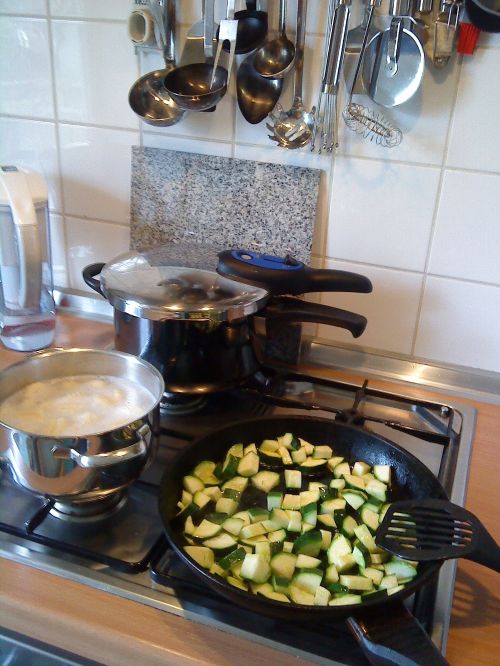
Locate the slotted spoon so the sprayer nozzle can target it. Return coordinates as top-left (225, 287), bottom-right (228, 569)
top-left (376, 498), bottom-right (500, 573)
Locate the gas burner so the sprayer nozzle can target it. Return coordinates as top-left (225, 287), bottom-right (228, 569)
top-left (49, 491), bottom-right (127, 523)
top-left (160, 392), bottom-right (207, 415)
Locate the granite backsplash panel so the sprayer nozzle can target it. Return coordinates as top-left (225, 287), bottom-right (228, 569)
top-left (130, 146), bottom-right (321, 264)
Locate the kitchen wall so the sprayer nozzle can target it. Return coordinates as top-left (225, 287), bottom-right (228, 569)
top-left (1, 0), bottom-right (499, 373)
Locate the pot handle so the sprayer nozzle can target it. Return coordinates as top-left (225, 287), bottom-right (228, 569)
top-left (346, 604), bottom-right (450, 666)
top-left (264, 297), bottom-right (367, 338)
top-left (51, 424), bottom-right (150, 469)
top-left (217, 250), bottom-right (372, 295)
top-left (82, 262), bottom-right (105, 296)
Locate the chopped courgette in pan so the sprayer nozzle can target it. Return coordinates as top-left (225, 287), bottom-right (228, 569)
top-left (178, 432), bottom-right (417, 607)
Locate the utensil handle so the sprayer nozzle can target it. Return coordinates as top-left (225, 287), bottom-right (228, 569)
top-left (293, 0), bottom-right (308, 99)
top-left (82, 263), bottom-right (105, 296)
top-left (164, 0), bottom-right (176, 65)
top-left (51, 424), bottom-right (150, 469)
top-left (347, 604), bottom-right (450, 666)
top-left (265, 297), bottom-right (367, 338)
top-left (279, 0), bottom-right (287, 33)
top-left (324, 1), bottom-right (350, 93)
top-left (203, 0), bottom-right (215, 60)
top-left (468, 527), bottom-right (500, 573)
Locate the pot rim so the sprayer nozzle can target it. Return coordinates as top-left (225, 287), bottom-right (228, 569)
top-left (0, 347), bottom-right (165, 438)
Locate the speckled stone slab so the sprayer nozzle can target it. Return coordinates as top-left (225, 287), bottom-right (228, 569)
top-left (130, 147), bottom-right (321, 264)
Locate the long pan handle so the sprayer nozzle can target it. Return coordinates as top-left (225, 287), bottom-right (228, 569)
top-left (347, 604), bottom-right (450, 666)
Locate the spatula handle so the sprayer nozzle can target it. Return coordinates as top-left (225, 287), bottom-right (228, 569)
top-left (468, 525), bottom-right (500, 573)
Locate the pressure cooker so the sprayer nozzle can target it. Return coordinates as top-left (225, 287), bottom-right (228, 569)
top-left (83, 245), bottom-right (372, 394)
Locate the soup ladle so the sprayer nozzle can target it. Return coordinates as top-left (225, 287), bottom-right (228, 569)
top-left (128, 0), bottom-right (185, 126)
top-left (253, 0), bottom-right (295, 78)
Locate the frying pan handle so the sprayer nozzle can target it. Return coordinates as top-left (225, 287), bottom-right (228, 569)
top-left (264, 296), bottom-right (367, 338)
top-left (346, 604), bottom-right (450, 666)
top-left (82, 263), bottom-right (105, 296)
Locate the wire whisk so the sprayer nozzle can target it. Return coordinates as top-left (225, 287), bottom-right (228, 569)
top-left (343, 103), bottom-right (402, 147)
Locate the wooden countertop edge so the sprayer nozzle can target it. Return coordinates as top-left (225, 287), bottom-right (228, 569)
top-left (0, 314), bottom-right (499, 665)
top-left (0, 558), bottom-right (314, 666)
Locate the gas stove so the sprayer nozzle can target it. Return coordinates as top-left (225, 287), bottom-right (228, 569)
top-left (0, 351), bottom-right (477, 666)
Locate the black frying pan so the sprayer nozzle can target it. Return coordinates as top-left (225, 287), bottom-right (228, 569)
top-left (159, 416), bottom-right (449, 665)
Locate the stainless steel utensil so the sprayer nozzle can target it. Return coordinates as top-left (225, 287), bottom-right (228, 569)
top-left (236, 53), bottom-right (283, 124)
top-left (266, 0), bottom-right (314, 149)
top-left (362, 0), bottom-right (425, 108)
top-left (0, 349), bottom-right (164, 503)
top-left (313, 0), bottom-right (351, 152)
top-left (165, 63), bottom-right (228, 111)
top-left (211, 0), bottom-right (238, 88)
top-left (219, 0), bottom-right (268, 54)
top-left (128, 0), bottom-right (186, 126)
top-left (179, 0), bottom-right (216, 66)
top-left (253, 0), bottom-right (295, 78)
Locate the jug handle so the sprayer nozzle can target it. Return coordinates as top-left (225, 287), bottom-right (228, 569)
top-left (0, 168), bottom-right (43, 309)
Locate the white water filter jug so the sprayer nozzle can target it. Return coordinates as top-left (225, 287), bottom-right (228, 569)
top-left (0, 166), bottom-right (55, 351)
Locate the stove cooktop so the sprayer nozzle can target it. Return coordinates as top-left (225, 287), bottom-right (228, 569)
top-left (0, 369), bottom-right (476, 665)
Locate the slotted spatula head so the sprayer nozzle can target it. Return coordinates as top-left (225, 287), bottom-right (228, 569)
top-left (376, 499), bottom-right (481, 562)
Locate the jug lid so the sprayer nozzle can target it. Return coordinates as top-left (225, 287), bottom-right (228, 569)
top-left (99, 244), bottom-right (269, 322)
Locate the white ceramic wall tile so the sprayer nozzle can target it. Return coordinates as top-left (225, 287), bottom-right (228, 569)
top-left (52, 20), bottom-right (139, 129)
top-left (177, 0), bottom-right (228, 26)
top-left (339, 59), bottom-right (460, 166)
top-left (317, 260), bottom-right (424, 355)
top-left (59, 124), bottom-right (139, 223)
top-left (429, 170), bottom-right (500, 284)
top-left (0, 16), bottom-right (53, 118)
top-left (65, 216), bottom-right (130, 292)
top-left (326, 156), bottom-right (440, 271)
top-left (447, 49), bottom-right (500, 173)
top-left (414, 276), bottom-right (500, 372)
top-left (48, 213), bottom-right (68, 288)
top-left (49, 0), bottom-right (132, 20)
top-left (0, 117), bottom-right (62, 211)
top-left (0, 0), bottom-right (46, 15)
top-left (143, 132), bottom-right (232, 157)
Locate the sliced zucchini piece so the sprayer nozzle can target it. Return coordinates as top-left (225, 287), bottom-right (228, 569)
top-left (192, 519), bottom-right (222, 540)
top-left (284, 469), bottom-right (302, 489)
top-left (183, 475), bottom-right (205, 494)
top-left (248, 506), bottom-right (269, 523)
top-left (301, 502), bottom-right (318, 527)
top-left (296, 554), bottom-right (322, 569)
top-left (352, 461), bottom-right (371, 477)
top-left (251, 471), bottom-right (280, 493)
top-left (293, 569), bottom-right (323, 595)
top-left (339, 574), bottom-right (373, 592)
top-left (313, 445), bottom-right (333, 459)
top-left (329, 594), bottom-right (362, 606)
top-left (287, 510), bottom-right (302, 533)
top-left (222, 517), bottom-right (245, 536)
top-left (267, 491), bottom-right (283, 512)
top-left (299, 458), bottom-right (328, 475)
top-left (240, 553), bottom-right (272, 584)
top-left (365, 478), bottom-right (388, 503)
top-left (373, 464), bottom-right (391, 485)
top-left (270, 552), bottom-right (297, 579)
top-left (291, 447), bottom-right (307, 465)
top-left (293, 530), bottom-right (322, 557)
top-left (218, 546), bottom-right (247, 570)
top-left (183, 546), bottom-right (214, 569)
top-left (193, 460), bottom-right (220, 485)
top-left (202, 533), bottom-right (237, 551)
top-left (289, 585), bottom-right (315, 606)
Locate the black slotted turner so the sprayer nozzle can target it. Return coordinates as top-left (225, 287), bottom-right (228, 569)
top-left (376, 499), bottom-right (500, 573)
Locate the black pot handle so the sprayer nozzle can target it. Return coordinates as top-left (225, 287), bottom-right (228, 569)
top-left (82, 263), bottom-right (105, 296)
top-left (217, 250), bottom-right (372, 296)
top-left (264, 297), bottom-right (367, 338)
top-left (346, 604), bottom-right (450, 666)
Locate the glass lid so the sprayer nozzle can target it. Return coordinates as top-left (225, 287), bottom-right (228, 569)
top-left (99, 245), bottom-right (269, 322)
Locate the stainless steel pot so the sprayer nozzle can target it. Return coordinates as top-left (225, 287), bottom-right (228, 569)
top-left (82, 247), bottom-right (372, 395)
top-left (0, 348), bottom-right (164, 504)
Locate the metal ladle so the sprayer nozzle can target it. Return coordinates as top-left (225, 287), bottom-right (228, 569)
top-left (266, 0), bottom-right (314, 148)
top-left (128, 0), bottom-right (185, 126)
top-left (253, 0), bottom-right (295, 78)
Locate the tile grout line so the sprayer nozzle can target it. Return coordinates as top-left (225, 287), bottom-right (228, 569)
top-left (45, 0), bottom-right (71, 291)
top-left (409, 54), bottom-right (465, 357)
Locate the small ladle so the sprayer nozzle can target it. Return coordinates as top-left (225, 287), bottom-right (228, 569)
top-left (218, 0), bottom-right (268, 54)
top-left (253, 0), bottom-right (295, 78)
top-left (128, 0), bottom-right (185, 126)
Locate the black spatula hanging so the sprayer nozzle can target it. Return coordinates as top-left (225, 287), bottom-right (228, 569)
top-left (376, 499), bottom-right (500, 573)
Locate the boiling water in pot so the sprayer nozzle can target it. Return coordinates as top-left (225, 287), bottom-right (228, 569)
top-left (0, 375), bottom-right (155, 437)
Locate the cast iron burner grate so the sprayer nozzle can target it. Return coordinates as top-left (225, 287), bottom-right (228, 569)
top-left (0, 471), bottom-right (164, 573)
